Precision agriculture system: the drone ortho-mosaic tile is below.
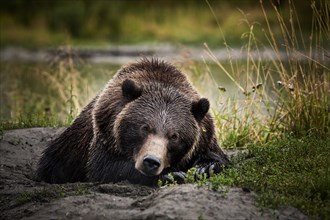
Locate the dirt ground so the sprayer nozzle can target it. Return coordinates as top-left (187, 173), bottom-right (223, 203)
top-left (0, 128), bottom-right (309, 220)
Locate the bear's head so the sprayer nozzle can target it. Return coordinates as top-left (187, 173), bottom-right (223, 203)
top-left (114, 79), bottom-right (209, 176)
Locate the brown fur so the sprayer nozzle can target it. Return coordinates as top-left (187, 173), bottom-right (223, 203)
top-left (37, 58), bottom-right (229, 186)
top-left (134, 135), bottom-right (169, 176)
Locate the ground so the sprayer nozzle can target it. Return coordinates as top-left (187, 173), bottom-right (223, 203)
top-left (0, 128), bottom-right (309, 219)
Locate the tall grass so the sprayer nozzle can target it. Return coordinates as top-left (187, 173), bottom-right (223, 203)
top-left (195, 1), bottom-right (330, 217)
top-left (0, 46), bottom-right (89, 129)
top-left (204, 0), bottom-right (329, 147)
top-left (266, 0), bottom-right (330, 137)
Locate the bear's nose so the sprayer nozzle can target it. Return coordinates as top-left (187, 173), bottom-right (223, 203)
top-left (143, 155), bottom-right (161, 174)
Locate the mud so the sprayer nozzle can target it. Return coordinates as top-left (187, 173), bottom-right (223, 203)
top-left (0, 128), bottom-right (308, 219)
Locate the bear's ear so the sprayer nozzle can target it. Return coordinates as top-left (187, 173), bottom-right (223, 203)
top-left (122, 79), bottom-right (142, 101)
top-left (191, 98), bottom-right (210, 122)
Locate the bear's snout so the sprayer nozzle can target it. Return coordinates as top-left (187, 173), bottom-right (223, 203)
top-left (134, 135), bottom-right (169, 176)
top-left (142, 155), bottom-right (161, 175)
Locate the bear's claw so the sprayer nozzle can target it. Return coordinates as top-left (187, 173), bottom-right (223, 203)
top-left (194, 162), bottom-right (224, 180)
top-left (159, 171), bottom-right (187, 185)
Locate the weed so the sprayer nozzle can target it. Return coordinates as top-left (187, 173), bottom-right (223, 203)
top-left (198, 214), bottom-right (205, 220)
top-left (158, 173), bottom-right (178, 187)
top-left (0, 46), bottom-right (107, 129)
top-left (73, 184), bottom-right (90, 196)
top-left (0, 113), bottom-right (64, 130)
top-left (202, 0), bottom-right (330, 146)
top-left (15, 184), bottom-right (91, 205)
top-left (189, 135), bottom-right (330, 219)
top-left (16, 186), bottom-right (66, 205)
top-left (184, 2), bottom-right (330, 219)
top-left (241, 136), bottom-right (330, 219)
top-left (16, 192), bottom-right (33, 205)
top-left (206, 168), bottom-right (239, 191)
top-left (185, 167), bottom-right (197, 184)
top-left (7, 138), bottom-right (21, 146)
top-left (261, 0), bottom-right (330, 138)
top-left (186, 167), bottom-right (232, 192)
top-left (186, 167), bottom-right (208, 188)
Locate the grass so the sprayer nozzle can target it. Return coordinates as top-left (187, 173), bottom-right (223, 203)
top-left (176, 1), bottom-right (330, 219)
top-left (183, 0), bottom-right (329, 219)
top-left (16, 187), bottom-right (65, 205)
top-left (242, 136), bottom-right (330, 219)
top-left (0, 0), bottom-right (329, 219)
top-left (16, 184), bottom-right (91, 205)
top-left (199, 0), bottom-right (330, 148)
top-left (0, 51), bottom-right (119, 129)
top-left (187, 135), bottom-right (330, 219)
top-left (0, 114), bottom-right (64, 131)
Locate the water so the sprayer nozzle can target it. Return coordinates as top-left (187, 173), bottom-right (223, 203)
top-left (1, 46), bottom-right (325, 123)
top-left (0, 59), bottom-right (276, 122)
top-left (0, 61), bottom-right (120, 120)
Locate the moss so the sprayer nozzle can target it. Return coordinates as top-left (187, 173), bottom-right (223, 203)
top-left (15, 184), bottom-right (91, 205)
top-left (16, 187), bottom-right (65, 205)
top-left (199, 135), bottom-right (330, 219)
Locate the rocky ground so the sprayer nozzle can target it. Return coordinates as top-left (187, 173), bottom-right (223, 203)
top-left (0, 128), bottom-right (309, 219)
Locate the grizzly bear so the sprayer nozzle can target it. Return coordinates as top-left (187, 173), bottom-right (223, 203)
top-left (37, 58), bottom-right (229, 186)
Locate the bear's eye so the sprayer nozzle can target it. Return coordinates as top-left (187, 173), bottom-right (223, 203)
top-left (170, 133), bottom-right (179, 142)
top-left (140, 124), bottom-right (150, 136)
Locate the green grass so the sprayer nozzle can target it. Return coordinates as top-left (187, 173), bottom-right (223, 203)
top-left (0, 114), bottom-right (65, 131)
top-left (16, 184), bottom-right (91, 205)
top-left (202, 0), bottom-right (330, 147)
top-left (194, 135), bottom-right (330, 219)
top-left (0, 57), bottom-right (119, 129)
top-left (1, 0), bottom-right (329, 219)
top-left (183, 1), bottom-right (329, 219)
top-left (16, 187), bottom-right (66, 205)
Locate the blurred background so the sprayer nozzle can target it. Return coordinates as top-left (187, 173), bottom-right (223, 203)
top-left (0, 0), bottom-right (328, 133)
top-left (0, 0), bottom-right (314, 48)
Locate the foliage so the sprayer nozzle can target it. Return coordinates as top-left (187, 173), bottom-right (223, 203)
top-left (0, 114), bottom-right (64, 131)
top-left (200, 0), bottom-right (330, 148)
top-left (184, 1), bottom-right (330, 218)
top-left (262, 0), bottom-right (330, 138)
top-left (238, 136), bottom-right (330, 219)
top-left (16, 184), bottom-right (91, 205)
top-left (186, 135), bottom-right (330, 219)
top-left (0, 0), bottom-right (315, 48)
top-left (0, 49), bottom-right (119, 129)
top-left (1, 1), bottom-right (329, 219)
top-left (16, 187), bottom-right (66, 205)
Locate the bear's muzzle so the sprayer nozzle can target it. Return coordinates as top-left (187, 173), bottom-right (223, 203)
top-left (134, 135), bottom-right (169, 176)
